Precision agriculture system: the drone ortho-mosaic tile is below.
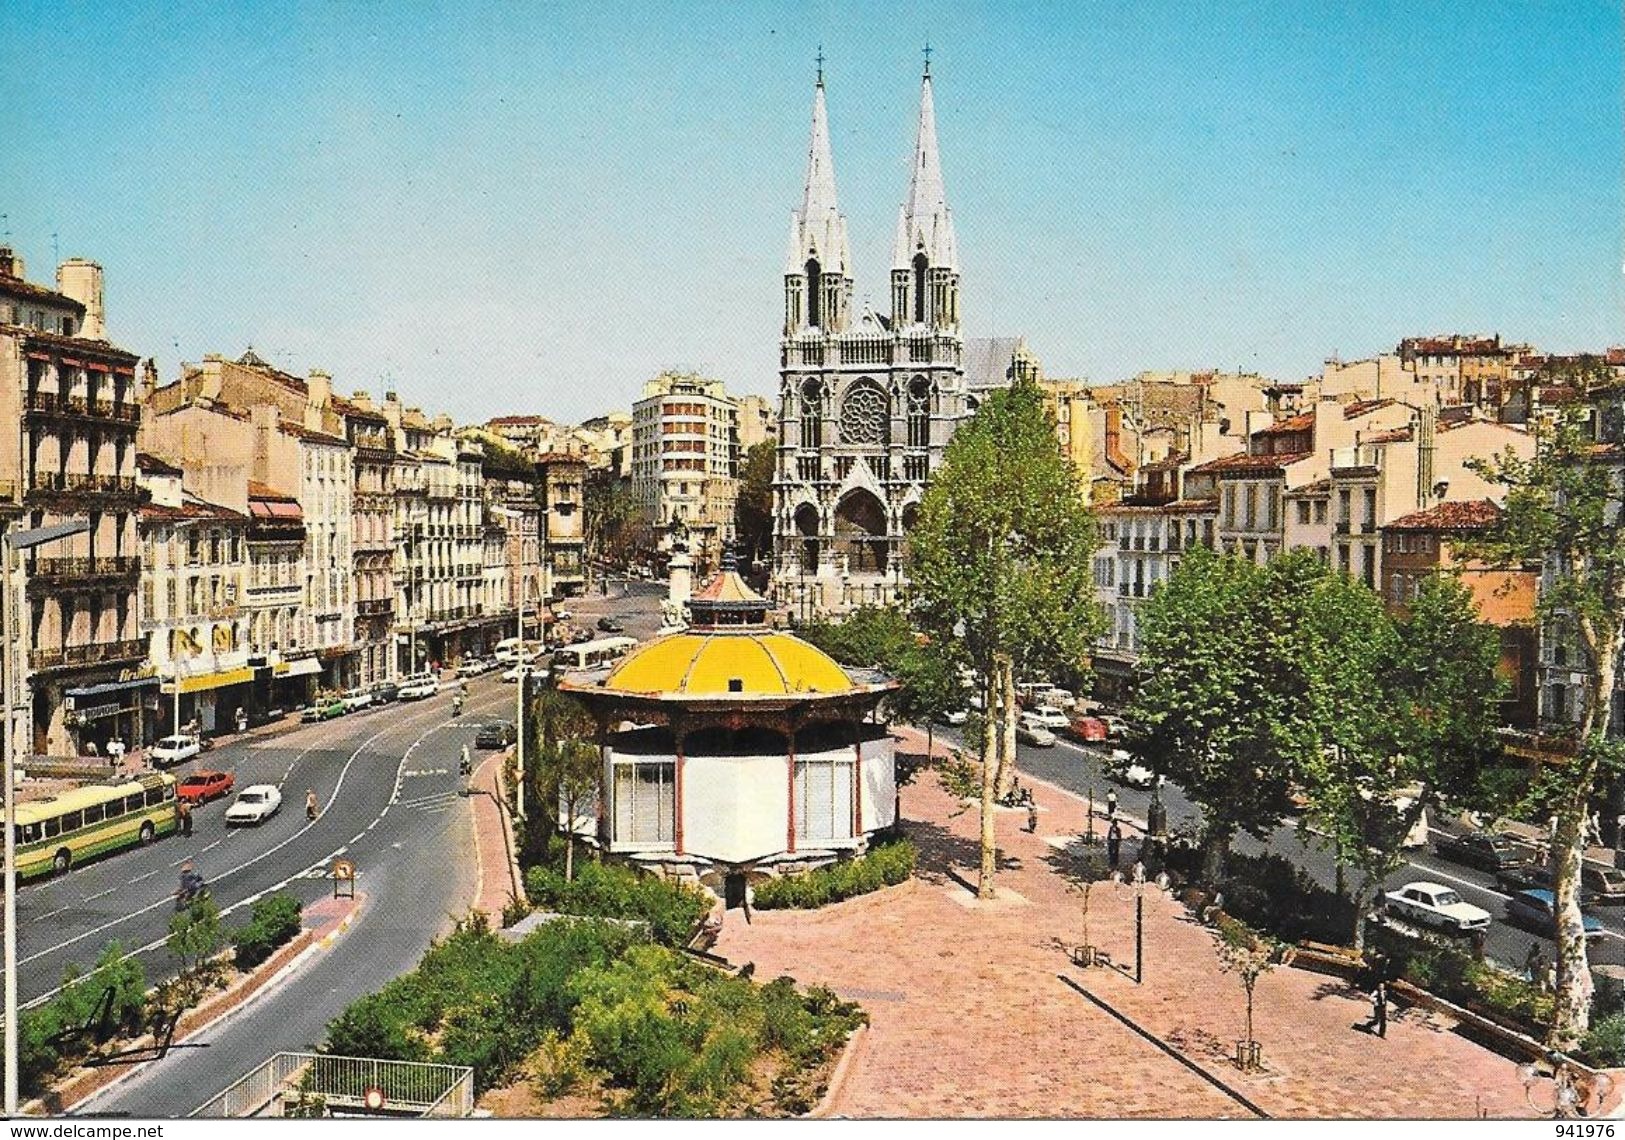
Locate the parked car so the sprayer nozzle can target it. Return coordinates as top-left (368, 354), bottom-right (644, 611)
top-left (553, 609), bottom-right (575, 622)
top-left (1495, 862), bottom-right (1601, 908)
top-left (225, 785), bottom-right (283, 826)
top-left (1016, 714), bottom-right (1057, 748)
top-left (937, 709), bottom-right (969, 726)
top-left (1106, 752), bottom-right (1155, 790)
top-left (340, 688), bottom-right (374, 713)
top-left (371, 682), bottom-right (400, 705)
top-left (302, 695), bottom-right (346, 722)
top-left (458, 657), bottom-right (492, 677)
top-left (1026, 706), bottom-right (1070, 731)
top-left (397, 673), bottom-right (440, 701)
top-left (1383, 881), bottom-right (1493, 935)
top-left (150, 734), bottom-right (203, 768)
top-left (1585, 863), bottom-right (1625, 904)
top-left (502, 663), bottom-right (538, 684)
top-left (1064, 716), bottom-right (1108, 743)
top-left (1433, 830), bottom-right (1527, 872)
top-left (475, 721), bottom-right (518, 749)
top-left (1504, 889), bottom-right (1606, 941)
top-left (596, 616), bottom-right (626, 633)
top-left (177, 769), bottom-right (235, 805)
top-left (1100, 715), bottom-right (1131, 739)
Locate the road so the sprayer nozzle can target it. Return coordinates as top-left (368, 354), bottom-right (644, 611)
top-left (982, 728), bottom-right (1625, 972)
top-left (19, 678), bottom-right (515, 1117)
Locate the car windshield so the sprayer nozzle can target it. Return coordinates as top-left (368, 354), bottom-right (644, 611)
top-left (1435, 890), bottom-right (1463, 907)
top-left (157, 736), bottom-right (188, 749)
top-left (238, 792), bottom-right (265, 804)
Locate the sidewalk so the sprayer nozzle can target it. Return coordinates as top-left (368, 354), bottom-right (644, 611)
top-left (712, 726), bottom-right (1535, 1119)
top-left (470, 750), bottom-right (526, 923)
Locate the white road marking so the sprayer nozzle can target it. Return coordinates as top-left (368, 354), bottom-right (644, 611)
top-left (130, 870), bottom-right (159, 883)
top-left (85, 887), bottom-right (116, 901)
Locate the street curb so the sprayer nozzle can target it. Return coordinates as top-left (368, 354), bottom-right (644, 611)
top-left (803, 1022), bottom-right (868, 1119)
top-left (34, 896), bottom-right (364, 1117)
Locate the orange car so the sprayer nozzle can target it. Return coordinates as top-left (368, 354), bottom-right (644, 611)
top-left (177, 769), bottom-right (235, 805)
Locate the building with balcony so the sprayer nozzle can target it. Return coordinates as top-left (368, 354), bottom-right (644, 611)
top-left (632, 372), bottom-right (740, 575)
top-left (137, 455), bottom-right (251, 740)
top-left (537, 452), bottom-right (586, 598)
top-left (0, 249), bottom-right (148, 755)
top-left (337, 393), bottom-right (396, 684)
top-left (245, 480), bottom-right (319, 710)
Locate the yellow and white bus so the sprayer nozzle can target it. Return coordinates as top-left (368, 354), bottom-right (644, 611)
top-left (11, 773), bottom-right (179, 879)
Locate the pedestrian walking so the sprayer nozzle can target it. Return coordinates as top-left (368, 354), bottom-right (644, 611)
top-left (305, 788), bottom-right (320, 822)
top-left (1105, 789), bottom-right (1118, 822)
top-left (106, 738), bottom-right (125, 769)
top-left (1106, 820), bottom-right (1123, 870)
top-left (1525, 942), bottom-right (1545, 984)
top-left (1026, 801), bottom-right (1039, 833)
top-left (235, 706), bottom-right (248, 734)
top-left (1367, 977), bottom-right (1388, 1038)
top-left (178, 798), bottom-right (193, 837)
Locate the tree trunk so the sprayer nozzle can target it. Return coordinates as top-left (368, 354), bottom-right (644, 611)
top-left (1352, 876), bottom-right (1371, 952)
top-left (977, 660), bottom-right (1003, 899)
top-left (1202, 825), bottom-right (1231, 887)
top-left (995, 656), bottom-right (1019, 800)
top-left (1550, 628), bottom-right (1619, 1048)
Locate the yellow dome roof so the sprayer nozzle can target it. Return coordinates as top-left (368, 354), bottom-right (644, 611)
top-left (601, 630), bottom-right (856, 698)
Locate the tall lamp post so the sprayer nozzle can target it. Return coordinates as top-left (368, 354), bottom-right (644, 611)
top-left (5, 518), bottom-right (91, 1116)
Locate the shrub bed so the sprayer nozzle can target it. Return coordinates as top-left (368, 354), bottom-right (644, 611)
top-left (19, 943), bottom-right (147, 1097)
top-left (753, 839), bottom-right (917, 910)
top-left (232, 893), bottom-right (304, 969)
top-left (323, 915), bottom-right (866, 1115)
top-left (524, 861), bottom-right (711, 947)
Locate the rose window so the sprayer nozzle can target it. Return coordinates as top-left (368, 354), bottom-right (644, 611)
top-left (839, 384), bottom-right (889, 445)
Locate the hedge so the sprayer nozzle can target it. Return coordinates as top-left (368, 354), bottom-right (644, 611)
top-left (524, 861), bottom-right (711, 947)
top-left (232, 893), bottom-right (304, 969)
top-left (753, 838), bottom-right (917, 910)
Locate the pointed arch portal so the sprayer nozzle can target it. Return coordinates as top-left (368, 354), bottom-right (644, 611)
top-left (834, 489), bottom-right (889, 574)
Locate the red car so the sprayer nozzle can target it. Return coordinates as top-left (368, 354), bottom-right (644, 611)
top-left (177, 769), bottom-right (235, 805)
top-left (1064, 716), bottom-right (1108, 743)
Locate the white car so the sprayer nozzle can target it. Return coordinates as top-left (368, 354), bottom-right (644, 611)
top-left (150, 734), bottom-right (202, 767)
top-left (1383, 880), bottom-right (1492, 935)
top-left (225, 784), bottom-right (283, 826)
top-left (1016, 715), bottom-right (1057, 748)
top-left (398, 673), bottom-right (440, 700)
top-left (1107, 752), bottom-right (1156, 789)
top-left (1026, 707), bottom-right (1070, 731)
top-left (340, 687), bottom-right (374, 713)
top-left (502, 663), bottom-right (537, 684)
top-left (938, 709), bottom-right (969, 726)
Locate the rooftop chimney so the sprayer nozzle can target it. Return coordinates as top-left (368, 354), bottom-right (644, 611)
top-left (0, 247), bottom-right (17, 278)
top-left (56, 259), bottom-right (105, 340)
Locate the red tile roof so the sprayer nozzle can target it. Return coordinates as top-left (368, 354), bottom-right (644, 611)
top-left (279, 421), bottom-right (351, 447)
top-left (0, 275), bottom-right (85, 313)
top-left (1361, 427), bottom-right (1412, 444)
top-left (142, 497), bottom-right (247, 522)
top-left (0, 323), bottom-right (140, 362)
top-left (1385, 500), bottom-right (1502, 532)
top-left (247, 480), bottom-right (296, 502)
top-left (1257, 413), bottom-right (1314, 434)
top-left (488, 415), bottom-right (554, 427)
top-left (1188, 451), bottom-right (1312, 475)
top-left (1344, 398), bottom-right (1395, 419)
top-left (136, 453), bottom-right (183, 476)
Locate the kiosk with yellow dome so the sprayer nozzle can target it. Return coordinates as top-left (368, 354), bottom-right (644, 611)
top-left (560, 552), bottom-right (898, 895)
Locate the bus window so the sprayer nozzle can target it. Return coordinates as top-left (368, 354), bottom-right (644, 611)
top-left (164, 784), bottom-right (175, 800)
top-left (59, 810), bottom-right (82, 833)
top-left (105, 798), bottom-right (125, 819)
top-left (145, 787), bottom-right (165, 807)
top-left (20, 823), bottom-right (39, 844)
top-left (124, 793), bottom-right (143, 813)
top-left (42, 817), bottom-right (60, 839)
top-left (82, 803), bottom-right (104, 826)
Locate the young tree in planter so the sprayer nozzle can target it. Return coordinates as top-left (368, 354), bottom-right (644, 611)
top-left (551, 738), bottom-right (601, 882)
top-left (1213, 914), bottom-right (1293, 1071)
top-left (166, 897), bottom-right (223, 1006)
top-left (1466, 383), bottom-right (1625, 1047)
top-left (1129, 546), bottom-right (1309, 881)
top-left (892, 642), bottom-right (962, 763)
top-left (909, 378), bottom-right (1104, 898)
top-left (528, 688), bottom-right (600, 867)
top-left (1070, 847), bottom-right (1113, 965)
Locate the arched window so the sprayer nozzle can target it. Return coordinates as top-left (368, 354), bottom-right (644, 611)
top-left (806, 258), bottom-right (822, 328)
top-left (907, 377), bottom-right (930, 448)
top-left (913, 252), bottom-right (929, 324)
top-left (800, 378), bottom-right (822, 447)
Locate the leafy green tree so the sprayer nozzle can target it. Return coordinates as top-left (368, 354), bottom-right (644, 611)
top-left (1465, 383), bottom-right (1625, 1046)
top-left (733, 441), bottom-right (777, 576)
top-left (584, 469), bottom-right (653, 571)
top-left (528, 687), bottom-right (601, 876)
top-left (909, 377), bottom-right (1103, 897)
top-left (891, 643), bottom-right (962, 762)
top-left (1130, 545), bottom-right (1304, 880)
top-left (166, 897), bottom-right (223, 1005)
top-left (799, 605), bottom-right (916, 668)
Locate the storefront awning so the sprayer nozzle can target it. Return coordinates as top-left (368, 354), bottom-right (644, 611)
top-left (65, 676), bottom-right (160, 700)
top-left (169, 666), bottom-right (256, 694)
top-left (275, 657), bottom-right (322, 679)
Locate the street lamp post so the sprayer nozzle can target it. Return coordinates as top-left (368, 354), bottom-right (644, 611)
top-left (5, 518), bottom-right (91, 1116)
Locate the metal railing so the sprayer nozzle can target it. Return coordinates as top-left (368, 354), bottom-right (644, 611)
top-left (29, 637), bottom-right (144, 671)
top-left (192, 1053), bottom-right (474, 1118)
top-left (31, 554), bottom-right (140, 579)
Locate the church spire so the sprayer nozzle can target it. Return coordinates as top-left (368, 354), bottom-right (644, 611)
top-left (784, 54), bottom-right (852, 334)
top-left (890, 56), bottom-right (960, 330)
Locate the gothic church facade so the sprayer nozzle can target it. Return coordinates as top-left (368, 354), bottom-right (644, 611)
top-left (773, 61), bottom-right (1007, 618)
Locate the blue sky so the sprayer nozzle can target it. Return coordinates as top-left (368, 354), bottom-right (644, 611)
top-left (1, 2), bottom-right (1619, 423)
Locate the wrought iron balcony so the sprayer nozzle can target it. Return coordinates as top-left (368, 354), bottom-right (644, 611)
top-left (30, 637), bottom-right (145, 672)
top-left (27, 555), bottom-right (140, 589)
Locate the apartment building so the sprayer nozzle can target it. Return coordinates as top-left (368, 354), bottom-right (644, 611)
top-left (0, 249), bottom-right (147, 755)
top-left (632, 372), bottom-right (740, 573)
top-left (534, 453), bottom-right (586, 600)
top-left (336, 393), bottom-right (396, 685)
top-left (244, 480), bottom-right (316, 710)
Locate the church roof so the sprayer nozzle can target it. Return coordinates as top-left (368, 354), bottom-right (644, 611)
top-left (892, 68), bottom-right (958, 272)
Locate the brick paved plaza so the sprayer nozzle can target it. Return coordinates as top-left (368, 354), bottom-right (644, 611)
top-left (714, 728), bottom-right (1539, 1119)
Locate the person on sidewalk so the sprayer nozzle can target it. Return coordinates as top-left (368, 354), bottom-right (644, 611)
top-left (1366, 977), bottom-right (1388, 1038)
top-left (1105, 789), bottom-right (1118, 822)
top-left (1026, 800), bottom-right (1039, 833)
top-left (1106, 820), bottom-right (1123, 870)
